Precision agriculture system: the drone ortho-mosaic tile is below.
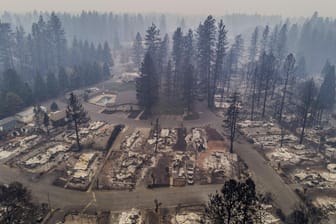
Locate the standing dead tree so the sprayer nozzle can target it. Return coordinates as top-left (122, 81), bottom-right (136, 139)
top-left (225, 92), bottom-right (240, 153)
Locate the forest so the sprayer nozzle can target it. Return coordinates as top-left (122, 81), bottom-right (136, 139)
top-left (1, 11), bottom-right (336, 120)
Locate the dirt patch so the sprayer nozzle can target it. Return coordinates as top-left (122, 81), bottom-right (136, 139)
top-left (173, 128), bottom-right (187, 151)
top-left (205, 127), bottom-right (224, 141)
top-left (146, 156), bottom-right (171, 187)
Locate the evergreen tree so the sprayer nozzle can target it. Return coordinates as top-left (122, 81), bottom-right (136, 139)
top-left (225, 35), bottom-right (244, 93)
top-left (103, 41), bottom-right (113, 66)
top-left (158, 33), bottom-right (169, 80)
top-left (31, 15), bottom-right (49, 72)
top-left (183, 64), bottom-right (195, 114)
top-left (58, 67), bottom-right (68, 92)
top-left (14, 26), bottom-right (28, 75)
top-left (46, 72), bottom-right (59, 98)
top-left (295, 56), bottom-right (307, 78)
top-left (205, 178), bottom-right (264, 224)
top-left (103, 62), bottom-right (110, 78)
top-left (132, 32), bottom-right (144, 69)
top-left (1, 69), bottom-right (32, 107)
top-left (66, 92), bottom-right (87, 151)
top-left (47, 12), bottom-right (67, 70)
top-left (249, 27), bottom-right (259, 62)
top-left (50, 101), bottom-right (59, 112)
top-left (229, 34), bottom-right (244, 75)
top-left (2, 69), bottom-right (23, 97)
top-left (21, 83), bottom-right (33, 106)
top-left (182, 29), bottom-right (194, 66)
top-left (197, 15), bottom-right (216, 107)
top-left (164, 60), bottom-right (173, 99)
top-left (4, 92), bottom-right (24, 116)
top-left (172, 27), bottom-right (184, 95)
top-left (268, 25), bottom-right (279, 55)
top-left (136, 53), bottom-right (158, 115)
top-left (260, 25), bottom-right (269, 54)
top-left (276, 23), bottom-right (288, 62)
top-left (316, 62), bottom-right (336, 123)
top-left (0, 21), bottom-right (14, 70)
top-left (0, 182), bottom-right (43, 224)
top-left (144, 23), bottom-right (161, 62)
top-left (211, 19), bottom-right (228, 108)
top-left (33, 73), bottom-right (47, 102)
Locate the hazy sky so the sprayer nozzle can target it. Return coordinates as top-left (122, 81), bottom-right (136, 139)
top-left (0, 0), bottom-right (335, 17)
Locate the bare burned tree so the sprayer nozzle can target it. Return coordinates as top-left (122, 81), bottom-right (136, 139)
top-left (298, 79), bottom-right (317, 144)
top-left (225, 92), bottom-right (239, 153)
top-left (279, 53), bottom-right (296, 123)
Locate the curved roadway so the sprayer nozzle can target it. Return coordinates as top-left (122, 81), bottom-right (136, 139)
top-left (0, 101), bottom-right (300, 216)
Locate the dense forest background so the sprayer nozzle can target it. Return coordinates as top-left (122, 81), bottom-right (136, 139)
top-left (1, 11), bottom-right (336, 119)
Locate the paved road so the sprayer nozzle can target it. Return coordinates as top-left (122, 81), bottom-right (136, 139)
top-left (0, 100), bottom-right (302, 216)
top-left (234, 140), bottom-right (301, 215)
top-left (0, 164), bottom-right (219, 211)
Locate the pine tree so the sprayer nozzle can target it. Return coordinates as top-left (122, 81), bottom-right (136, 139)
top-left (158, 33), bottom-right (169, 79)
top-left (103, 62), bottom-right (110, 78)
top-left (66, 92), bottom-right (87, 151)
top-left (58, 67), bottom-right (68, 92)
top-left (144, 23), bottom-right (161, 62)
top-left (172, 27), bottom-right (184, 95)
top-left (132, 32), bottom-right (144, 69)
top-left (205, 178), bottom-right (263, 224)
top-left (136, 53), bottom-right (158, 115)
top-left (2, 69), bottom-right (32, 108)
top-left (229, 34), bottom-right (244, 75)
top-left (260, 25), bottom-right (269, 54)
top-left (183, 64), bottom-right (195, 114)
top-left (197, 15), bottom-right (216, 107)
top-left (4, 92), bottom-right (24, 116)
top-left (316, 62), bottom-right (336, 123)
top-left (211, 20), bottom-right (228, 108)
top-left (249, 27), bottom-right (259, 62)
top-left (103, 41), bottom-right (113, 66)
top-left (0, 21), bottom-right (14, 70)
top-left (31, 15), bottom-right (49, 72)
top-left (46, 72), bottom-right (59, 98)
top-left (50, 101), bottom-right (59, 112)
top-left (182, 29), bottom-right (194, 66)
top-left (276, 24), bottom-right (288, 62)
top-left (47, 12), bottom-right (67, 70)
top-left (33, 73), bottom-right (47, 102)
top-left (164, 60), bottom-right (173, 99)
top-left (14, 26), bottom-right (28, 74)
